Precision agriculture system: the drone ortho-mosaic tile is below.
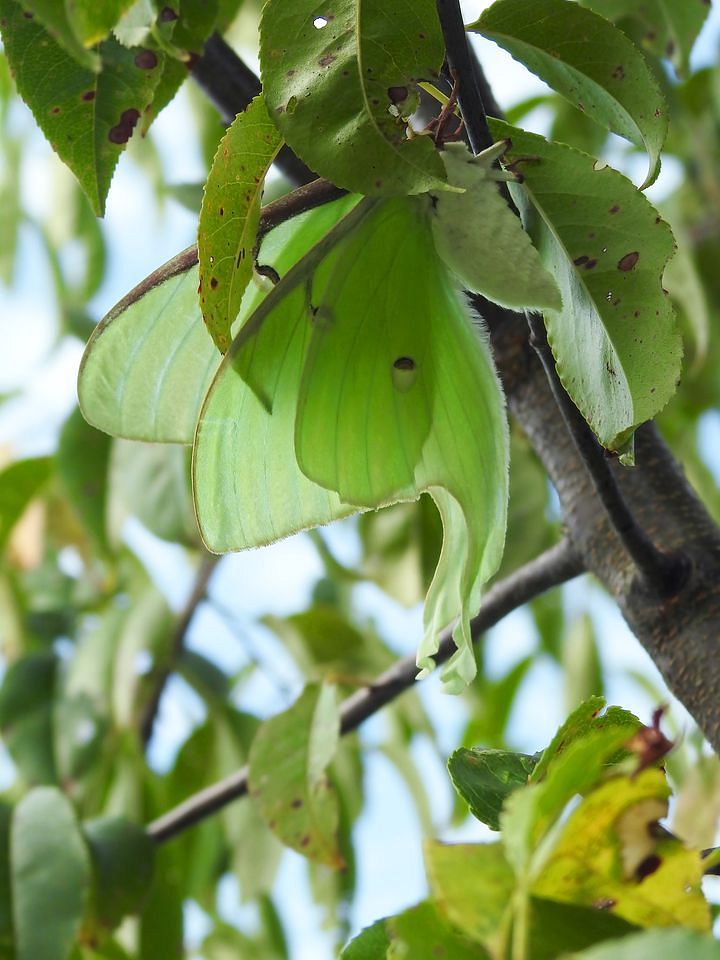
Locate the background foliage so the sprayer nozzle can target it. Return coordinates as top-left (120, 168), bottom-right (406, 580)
top-left (1, 1), bottom-right (720, 958)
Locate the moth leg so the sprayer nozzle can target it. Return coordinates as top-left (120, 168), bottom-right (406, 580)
top-left (426, 72), bottom-right (463, 146)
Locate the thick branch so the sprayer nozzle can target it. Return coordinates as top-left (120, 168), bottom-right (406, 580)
top-left (436, 0), bottom-right (686, 600)
top-left (140, 554), bottom-right (220, 745)
top-left (146, 539), bottom-right (583, 843)
top-left (190, 33), bottom-right (315, 186)
top-left (525, 313), bottom-right (688, 597)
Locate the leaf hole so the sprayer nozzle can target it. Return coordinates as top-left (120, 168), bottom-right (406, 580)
top-left (312, 16), bottom-right (328, 28)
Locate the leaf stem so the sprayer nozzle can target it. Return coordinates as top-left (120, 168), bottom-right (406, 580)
top-left (146, 539), bottom-right (583, 843)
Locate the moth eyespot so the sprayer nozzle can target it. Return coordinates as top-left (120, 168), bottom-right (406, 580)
top-left (393, 356), bottom-right (416, 370)
top-left (391, 356), bottom-right (418, 392)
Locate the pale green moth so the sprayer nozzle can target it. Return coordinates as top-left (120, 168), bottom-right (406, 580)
top-left (193, 196), bottom-right (509, 692)
top-left (428, 140), bottom-right (563, 312)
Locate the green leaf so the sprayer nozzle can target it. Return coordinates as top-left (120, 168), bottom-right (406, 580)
top-left (531, 696), bottom-right (640, 783)
top-left (387, 901), bottom-right (487, 959)
top-left (0, 457), bottom-right (52, 552)
top-left (564, 928), bottom-right (720, 959)
top-left (341, 902), bottom-right (486, 958)
top-left (0, 134), bottom-right (22, 286)
top-left (526, 897), bottom-right (638, 959)
top-left (11, 787), bottom-right (92, 960)
top-left (358, 496), bottom-right (443, 608)
top-left (578, 0), bottom-right (712, 77)
top-left (428, 141), bottom-right (562, 310)
top-left (137, 845), bottom-right (183, 960)
top-left (425, 841), bottom-right (514, 953)
top-left (198, 95), bottom-right (282, 352)
top-left (340, 918), bottom-right (390, 959)
top-left (259, 0), bottom-right (449, 195)
top-left (532, 769), bottom-right (710, 931)
top-left (77, 198), bottom-right (357, 443)
top-left (469, 0), bottom-right (668, 187)
top-left (57, 407), bottom-right (112, 552)
top-left (111, 583), bottom-right (173, 728)
top-left (18, 1), bottom-right (99, 70)
top-left (502, 724), bottom-right (643, 874)
top-left (489, 120), bottom-right (681, 451)
top-left (447, 748), bottom-right (537, 830)
top-left (562, 614), bottom-right (604, 711)
top-left (248, 682), bottom-right (343, 868)
top-left (0, 6), bottom-right (164, 215)
top-left (0, 805), bottom-right (13, 960)
top-left (67, 0), bottom-right (136, 46)
top-left (0, 652), bottom-right (58, 785)
top-left (83, 817), bottom-right (155, 929)
top-left (194, 197), bottom-right (509, 691)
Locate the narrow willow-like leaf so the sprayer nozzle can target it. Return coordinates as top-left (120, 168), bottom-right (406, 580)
top-left (532, 769), bottom-right (710, 931)
top-left (0, 5), bottom-right (163, 214)
top-left (260, 0), bottom-right (448, 195)
top-left (428, 141), bottom-right (562, 310)
top-left (57, 407), bottom-right (111, 552)
top-left (470, 0), bottom-right (668, 187)
top-left (194, 197), bottom-right (509, 691)
top-left (579, 0), bottom-right (711, 78)
top-left (11, 787), bottom-right (92, 960)
top-left (248, 683), bottom-right (343, 868)
top-left (199, 95), bottom-right (282, 353)
top-left (0, 456), bottom-right (53, 550)
top-left (78, 197), bottom-right (358, 442)
top-left (489, 120), bottom-right (681, 451)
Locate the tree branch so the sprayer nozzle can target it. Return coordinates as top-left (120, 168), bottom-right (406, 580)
top-left (140, 553), bottom-right (220, 745)
top-left (146, 539), bottom-right (583, 843)
top-left (436, 0), bottom-right (493, 153)
top-left (435, 0), bottom-right (687, 600)
top-left (190, 33), bottom-right (315, 186)
top-left (525, 314), bottom-right (688, 596)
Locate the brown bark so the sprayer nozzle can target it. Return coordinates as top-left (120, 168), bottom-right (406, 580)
top-left (490, 305), bottom-right (720, 751)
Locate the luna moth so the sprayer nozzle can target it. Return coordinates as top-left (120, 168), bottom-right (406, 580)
top-left (193, 194), bottom-right (510, 691)
top-left (428, 140), bottom-right (562, 312)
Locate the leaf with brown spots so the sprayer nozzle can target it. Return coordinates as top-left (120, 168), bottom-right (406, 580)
top-left (0, 5), bottom-right (163, 214)
top-left (248, 682), bottom-right (344, 868)
top-left (259, 0), bottom-right (448, 195)
top-left (532, 769), bottom-right (710, 932)
top-left (490, 121), bottom-right (681, 451)
top-left (198, 95), bottom-right (282, 353)
top-left (469, 0), bottom-right (668, 188)
top-left (578, 0), bottom-right (711, 78)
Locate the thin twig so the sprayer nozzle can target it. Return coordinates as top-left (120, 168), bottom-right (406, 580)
top-left (146, 539), bottom-right (583, 843)
top-left (140, 554), bottom-right (221, 745)
top-left (435, 0), bottom-right (688, 598)
top-left (190, 33), bottom-right (315, 186)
